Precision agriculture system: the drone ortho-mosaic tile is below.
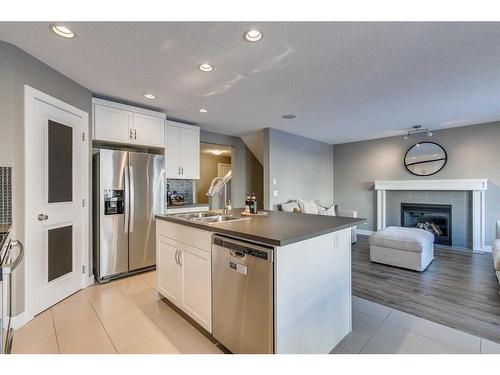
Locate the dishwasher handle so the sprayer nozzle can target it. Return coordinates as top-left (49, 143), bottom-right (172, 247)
top-left (213, 235), bottom-right (273, 262)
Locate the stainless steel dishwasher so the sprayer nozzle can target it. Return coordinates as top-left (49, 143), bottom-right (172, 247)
top-left (212, 235), bottom-right (274, 354)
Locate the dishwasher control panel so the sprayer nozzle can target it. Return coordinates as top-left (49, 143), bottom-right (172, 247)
top-left (213, 236), bottom-right (272, 261)
top-left (228, 261), bottom-right (248, 275)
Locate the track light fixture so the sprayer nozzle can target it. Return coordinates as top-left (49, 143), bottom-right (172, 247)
top-left (404, 125), bottom-right (433, 139)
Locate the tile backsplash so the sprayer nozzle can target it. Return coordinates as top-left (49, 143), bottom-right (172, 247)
top-left (167, 179), bottom-right (194, 205)
top-left (0, 167), bottom-right (12, 224)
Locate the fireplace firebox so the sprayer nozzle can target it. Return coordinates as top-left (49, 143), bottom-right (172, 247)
top-left (401, 203), bottom-right (452, 246)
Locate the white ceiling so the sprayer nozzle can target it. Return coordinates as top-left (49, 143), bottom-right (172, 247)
top-left (2, 22), bottom-right (500, 144)
top-left (200, 142), bottom-right (232, 156)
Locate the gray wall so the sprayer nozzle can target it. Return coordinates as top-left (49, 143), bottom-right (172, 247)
top-left (333, 121), bottom-right (500, 245)
top-left (200, 130), bottom-right (263, 209)
top-left (263, 128), bottom-right (335, 210)
top-left (0, 41), bottom-right (92, 315)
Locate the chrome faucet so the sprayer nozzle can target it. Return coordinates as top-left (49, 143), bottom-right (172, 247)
top-left (207, 176), bottom-right (231, 215)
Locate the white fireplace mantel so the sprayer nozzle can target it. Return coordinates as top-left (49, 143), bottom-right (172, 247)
top-left (374, 179), bottom-right (488, 252)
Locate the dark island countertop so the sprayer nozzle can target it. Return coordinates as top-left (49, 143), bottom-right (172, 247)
top-left (155, 209), bottom-right (365, 247)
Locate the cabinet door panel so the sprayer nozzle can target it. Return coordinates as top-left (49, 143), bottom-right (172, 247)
top-left (165, 124), bottom-right (180, 178)
top-left (93, 104), bottom-right (132, 143)
top-left (180, 245), bottom-right (211, 332)
top-left (133, 113), bottom-right (165, 148)
top-left (157, 236), bottom-right (181, 304)
top-left (179, 127), bottom-right (200, 179)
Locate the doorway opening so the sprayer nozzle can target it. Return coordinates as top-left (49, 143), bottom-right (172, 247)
top-left (197, 143), bottom-right (233, 210)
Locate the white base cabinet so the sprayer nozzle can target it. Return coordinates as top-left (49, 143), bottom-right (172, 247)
top-left (157, 237), bottom-right (182, 305)
top-left (156, 220), bottom-right (212, 332)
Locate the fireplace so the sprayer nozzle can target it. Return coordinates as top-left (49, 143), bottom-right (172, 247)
top-left (401, 203), bottom-right (452, 246)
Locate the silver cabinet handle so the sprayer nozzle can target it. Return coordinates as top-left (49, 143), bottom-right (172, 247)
top-left (174, 249), bottom-right (179, 265)
top-left (129, 129), bottom-right (133, 140)
top-left (181, 167), bottom-right (184, 175)
top-left (129, 165), bottom-right (135, 233)
top-left (37, 214), bottom-right (48, 221)
top-left (124, 166), bottom-right (130, 233)
top-left (178, 166), bottom-right (181, 175)
top-left (134, 129), bottom-right (137, 140)
top-left (178, 250), bottom-right (182, 266)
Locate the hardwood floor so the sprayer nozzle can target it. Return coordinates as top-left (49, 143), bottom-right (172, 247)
top-left (352, 235), bottom-right (500, 343)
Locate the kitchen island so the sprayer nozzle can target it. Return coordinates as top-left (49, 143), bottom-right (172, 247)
top-left (155, 209), bottom-right (364, 354)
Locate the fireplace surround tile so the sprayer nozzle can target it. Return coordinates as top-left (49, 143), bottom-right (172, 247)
top-left (386, 190), bottom-right (471, 248)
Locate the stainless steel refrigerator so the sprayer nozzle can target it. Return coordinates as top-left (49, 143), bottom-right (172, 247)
top-left (92, 149), bottom-right (165, 282)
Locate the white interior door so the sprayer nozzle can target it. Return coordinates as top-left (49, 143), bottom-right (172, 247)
top-left (217, 163), bottom-right (231, 178)
top-left (25, 87), bottom-right (88, 316)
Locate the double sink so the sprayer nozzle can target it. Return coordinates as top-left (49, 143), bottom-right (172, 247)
top-left (172, 211), bottom-right (250, 224)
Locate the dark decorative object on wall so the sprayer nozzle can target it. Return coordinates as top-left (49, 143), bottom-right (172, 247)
top-left (404, 142), bottom-right (447, 176)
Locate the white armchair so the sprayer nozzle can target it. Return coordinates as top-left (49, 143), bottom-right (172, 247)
top-left (493, 221), bottom-right (500, 292)
top-left (337, 208), bottom-right (358, 244)
top-left (279, 200), bottom-right (358, 244)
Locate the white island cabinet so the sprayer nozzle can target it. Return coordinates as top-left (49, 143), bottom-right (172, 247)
top-left (155, 210), bottom-right (361, 353)
top-left (156, 220), bottom-right (213, 332)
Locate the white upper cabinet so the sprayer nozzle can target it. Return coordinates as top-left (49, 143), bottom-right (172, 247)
top-left (92, 98), bottom-right (165, 148)
top-left (93, 103), bottom-right (133, 144)
top-left (133, 112), bottom-right (165, 148)
top-left (166, 123), bottom-right (181, 178)
top-left (165, 121), bottom-right (200, 179)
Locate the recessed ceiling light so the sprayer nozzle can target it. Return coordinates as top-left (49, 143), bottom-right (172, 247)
top-left (281, 114), bottom-right (296, 120)
top-left (198, 63), bottom-right (214, 72)
top-left (244, 29), bottom-right (263, 42)
top-left (50, 24), bottom-right (75, 38)
top-left (211, 150), bottom-right (223, 156)
top-left (143, 93), bottom-right (156, 99)
top-left (199, 108), bottom-right (208, 113)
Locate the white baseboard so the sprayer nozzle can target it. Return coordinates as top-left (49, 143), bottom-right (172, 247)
top-left (480, 245), bottom-right (492, 253)
top-left (10, 276), bottom-right (95, 331)
top-left (84, 275), bottom-right (95, 288)
top-left (10, 311), bottom-right (29, 330)
top-left (357, 229), bottom-right (375, 236)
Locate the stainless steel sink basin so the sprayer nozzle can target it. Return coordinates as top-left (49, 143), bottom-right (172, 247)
top-left (193, 215), bottom-right (249, 224)
top-left (171, 211), bottom-right (250, 225)
top-left (173, 211), bottom-right (220, 220)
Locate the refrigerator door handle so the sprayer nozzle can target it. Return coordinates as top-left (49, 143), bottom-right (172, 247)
top-left (124, 166), bottom-right (129, 233)
top-left (129, 165), bottom-right (135, 233)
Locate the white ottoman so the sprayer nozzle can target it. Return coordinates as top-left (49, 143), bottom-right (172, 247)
top-left (369, 226), bottom-right (434, 271)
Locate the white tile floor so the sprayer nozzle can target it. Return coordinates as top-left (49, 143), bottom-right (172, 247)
top-left (331, 296), bottom-right (500, 354)
top-left (12, 271), bottom-right (500, 354)
top-left (12, 271), bottom-right (222, 354)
